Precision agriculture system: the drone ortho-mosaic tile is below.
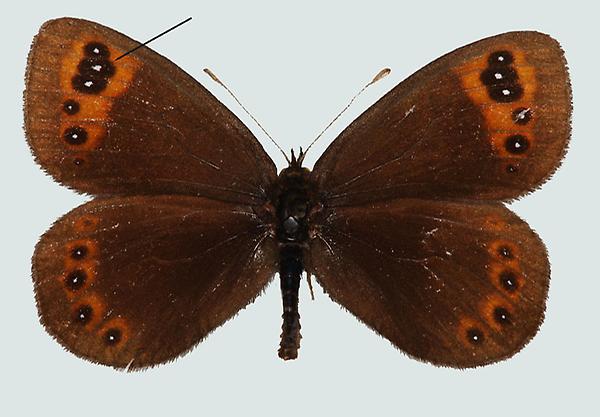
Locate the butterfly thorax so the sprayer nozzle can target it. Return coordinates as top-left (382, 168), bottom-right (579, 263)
top-left (270, 165), bottom-right (318, 244)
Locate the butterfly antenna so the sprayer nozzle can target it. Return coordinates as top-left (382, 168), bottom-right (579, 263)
top-left (303, 68), bottom-right (391, 158)
top-left (204, 68), bottom-right (290, 164)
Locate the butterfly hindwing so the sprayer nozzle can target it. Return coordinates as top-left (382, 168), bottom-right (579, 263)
top-left (25, 18), bottom-right (276, 204)
top-left (32, 196), bottom-right (276, 369)
top-left (312, 31), bottom-right (571, 206)
top-left (307, 199), bottom-right (549, 367)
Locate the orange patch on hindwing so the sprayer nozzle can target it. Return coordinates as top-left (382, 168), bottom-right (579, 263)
top-left (454, 46), bottom-right (537, 162)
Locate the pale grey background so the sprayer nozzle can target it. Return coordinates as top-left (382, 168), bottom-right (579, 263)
top-left (2, 1), bottom-right (597, 415)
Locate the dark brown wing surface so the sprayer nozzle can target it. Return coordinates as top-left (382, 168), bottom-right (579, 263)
top-left (25, 18), bottom-right (276, 205)
top-left (312, 31), bottom-right (571, 206)
top-left (32, 196), bottom-right (276, 369)
top-left (307, 199), bottom-right (549, 368)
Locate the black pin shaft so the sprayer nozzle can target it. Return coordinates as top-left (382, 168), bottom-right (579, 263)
top-left (114, 17), bottom-right (192, 61)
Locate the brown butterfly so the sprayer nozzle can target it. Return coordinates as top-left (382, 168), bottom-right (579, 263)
top-left (24, 18), bottom-right (571, 370)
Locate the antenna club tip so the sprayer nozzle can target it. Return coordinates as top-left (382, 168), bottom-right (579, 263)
top-left (372, 68), bottom-right (392, 83)
top-left (204, 68), bottom-right (221, 83)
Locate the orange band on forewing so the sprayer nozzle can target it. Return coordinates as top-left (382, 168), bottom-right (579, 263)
top-left (454, 46), bottom-right (537, 156)
top-left (58, 37), bottom-right (141, 150)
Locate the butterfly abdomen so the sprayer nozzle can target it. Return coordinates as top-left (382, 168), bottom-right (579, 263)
top-left (278, 245), bottom-right (303, 360)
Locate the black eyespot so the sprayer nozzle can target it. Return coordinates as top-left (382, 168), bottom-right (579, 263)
top-left (104, 328), bottom-right (122, 346)
top-left (73, 305), bottom-right (93, 325)
top-left (500, 270), bottom-right (519, 292)
top-left (505, 134), bottom-right (530, 154)
top-left (488, 83), bottom-right (524, 102)
top-left (512, 107), bottom-right (533, 125)
top-left (62, 99), bottom-right (80, 115)
top-left (480, 67), bottom-right (518, 87)
top-left (71, 245), bottom-right (88, 260)
top-left (65, 270), bottom-right (87, 291)
top-left (494, 307), bottom-right (512, 325)
top-left (84, 42), bottom-right (110, 59)
top-left (71, 74), bottom-right (108, 94)
top-left (506, 164), bottom-right (518, 174)
top-left (73, 157), bottom-right (85, 166)
top-left (488, 50), bottom-right (514, 66)
top-left (498, 245), bottom-right (514, 259)
top-left (466, 328), bottom-right (484, 345)
top-left (77, 58), bottom-right (115, 79)
top-left (63, 126), bottom-right (88, 145)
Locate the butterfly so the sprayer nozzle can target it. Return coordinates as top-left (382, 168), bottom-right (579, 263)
top-left (24, 18), bottom-right (571, 370)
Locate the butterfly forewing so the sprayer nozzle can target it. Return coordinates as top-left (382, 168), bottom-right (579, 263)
top-left (307, 199), bottom-right (549, 367)
top-left (33, 196), bottom-right (276, 369)
top-left (311, 31), bottom-right (571, 206)
top-left (25, 18), bottom-right (276, 204)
